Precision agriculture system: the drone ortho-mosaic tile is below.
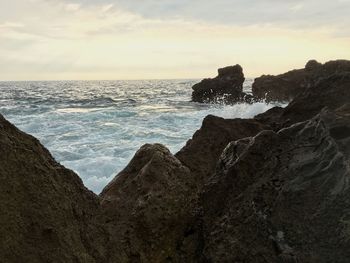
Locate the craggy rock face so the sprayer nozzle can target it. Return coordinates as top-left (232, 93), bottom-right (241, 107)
top-left (191, 65), bottom-right (247, 103)
top-left (176, 115), bottom-right (269, 186)
top-left (252, 59), bottom-right (350, 102)
top-left (100, 144), bottom-right (198, 262)
top-left (255, 72), bottom-right (350, 129)
top-left (0, 115), bottom-right (107, 262)
top-left (196, 109), bottom-right (350, 262)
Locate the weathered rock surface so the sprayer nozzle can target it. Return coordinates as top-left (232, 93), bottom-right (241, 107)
top-left (192, 65), bottom-right (251, 103)
top-left (255, 72), bottom-right (350, 129)
top-left (100, 144), bottom-right (197, 262)
top-left (0, 114), bottom-right (107, 262)
top-left (176, 115), bottom-right (269, 186)
top-left (252, 59), bottom-right (350, 102)
top-left (195, 108), bottom-right (350, 262)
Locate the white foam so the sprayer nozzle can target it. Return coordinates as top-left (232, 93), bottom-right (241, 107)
top-left (0, 80), bottom-right (285, 193)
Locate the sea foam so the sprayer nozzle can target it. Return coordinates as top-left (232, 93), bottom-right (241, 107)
top-left (0, 79), bottom-right (284, 193)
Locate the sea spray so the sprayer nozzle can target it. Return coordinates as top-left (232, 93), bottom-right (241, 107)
top-left (0, 79), bottom-right (285, 193)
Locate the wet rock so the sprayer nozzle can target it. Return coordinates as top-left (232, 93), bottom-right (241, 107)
top-left (252, 59), bottom-right (350, 102)
top-left (191, 65), bottom-right (249, 103)
top-left (0, 114), bottom-right (107, 262)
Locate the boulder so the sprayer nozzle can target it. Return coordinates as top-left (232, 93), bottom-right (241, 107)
top-left (191, 65), bottom-right (250, 103)
top-left (195, 108), bottom-right (350, 262)
top-left (100, 144), bottom-right (197, 262)
top-left (0, 114), bottom-right (107, 262)
top-left (252, 59), bottom-right (350, 102)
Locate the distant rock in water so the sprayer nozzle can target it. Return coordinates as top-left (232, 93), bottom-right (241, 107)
top-left (252, 59), bottom-right (350, 102)
top-left (255, 71), bottom-right (350, 128)
top-left (192, 65), bottom-right (252, 103)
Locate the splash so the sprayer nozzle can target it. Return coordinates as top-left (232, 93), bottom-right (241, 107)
top-left (0, 79), bottom-right (285, 193)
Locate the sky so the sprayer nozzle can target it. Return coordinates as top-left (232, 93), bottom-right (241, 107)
top-left (0, 0), bottom-right (350, 80)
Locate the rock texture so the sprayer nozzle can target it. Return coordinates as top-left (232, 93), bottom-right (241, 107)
top-left (0, 114), bottom-right (107, 262)
top-left (195, 108), bottom-right (350, 262)
top-left (252, 59), bottom-right (350, 102)
top-left (176, 115), bottom-right (269, 186)
top-left (255, 72), bottom-right (350, 129)
top-left (191, 65), bottom-right (250, 103)
top-left (100, 144), bottom-right (197, 262)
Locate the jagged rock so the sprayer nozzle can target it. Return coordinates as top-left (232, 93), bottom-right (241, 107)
top-left (195, 108), bottom-right (350, 262)
top-left (281, 72), bottom-right (350, 124)
top-left (0, 114), bottom-right (107, 262)
top-left (99, 117), bottom-right (269, 261)
top-left (255, 72), bottom-right (350, 129)
top-left (191, 65), bottom-right (250, 103)
top-left (252, 59), bottom-right (350, 102)
top-left (100, 144), bottom-right (197, 262)
top-left (176, 115), bottom-right (269, 186)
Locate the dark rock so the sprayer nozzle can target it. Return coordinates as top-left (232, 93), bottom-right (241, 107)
top-left (192, 65), bottom-right (249, 103)
top-left (176, 115), bottom-right (269, 186)
top-left (100, 144), bottom-right (197, 262)
top-left (99, 117), bottom-right (269, 261)
top-left (195, 108), bottom-right (350, 262)
top-left (255, 72), bottom-right (350, 129)
top-left (252, 59), bottom-right (350, 102)
top-left (0, 114), bottom-right (107, 262)
top-left (281, 72), bottom-right (350, 124)
top-left (305, 59), bottom-right (322, 71)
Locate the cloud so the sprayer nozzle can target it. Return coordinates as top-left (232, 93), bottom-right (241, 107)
top-left (51, 0), bottom-right (350, 34)
top-left (0, 0), bottom-right (349, 80)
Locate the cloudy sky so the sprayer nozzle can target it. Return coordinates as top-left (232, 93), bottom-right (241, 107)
top-left (1, 0), bottom-right (350, 80)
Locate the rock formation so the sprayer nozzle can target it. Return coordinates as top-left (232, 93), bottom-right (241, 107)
top-left (0, 114), bottom-right (107, 262)
top-left (252, 59), bottom-right (350, 102)
top-left (191, 65), bottom-right (251, 103)
top-left (100, 144), bottom-right (197, 262)
top-left (195, 108), bottom-right (350, 262)
top-left (1, 61), bottom-right (350, 262)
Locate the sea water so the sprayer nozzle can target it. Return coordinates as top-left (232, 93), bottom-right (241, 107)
top-left (0, 79), bottom-right (283, 193)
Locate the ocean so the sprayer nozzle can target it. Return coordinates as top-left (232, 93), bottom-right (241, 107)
top-left (0, 79), bottom-right (282, 193)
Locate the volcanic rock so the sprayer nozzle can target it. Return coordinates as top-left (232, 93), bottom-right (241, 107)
top-left (176, 115), bottom-right (269, 186)
top-left (195, 108), bottom-right (350, 262)
top-left (0, 114), bottom-right (107, 262)
top-left (100, 144), bottom-right (197, 262)
top-left (252, 59), bottom-right (350, 102)
top-left (191, 65), bottom-right (250, 103)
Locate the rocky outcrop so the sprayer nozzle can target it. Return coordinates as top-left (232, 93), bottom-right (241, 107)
top-left (192, 65), bottom-right (251, 103)
top-left (176, 115), bottom-right (269, 186)
top-left (1, 61), bottom-right (350, 262)
top-left (0, 114), bottom-right (107, 262)
top-left (252, 59), bottom-right (350, 102)
top-left (194, 108), bottom-right (350, 262)
top-left (100, 144), bottom-right (197, 262)
top-left (255, 72), bottom-right (350, 129)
